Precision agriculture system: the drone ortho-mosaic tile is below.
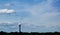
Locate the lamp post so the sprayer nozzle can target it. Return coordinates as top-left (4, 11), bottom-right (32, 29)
top-left (19, 24), bottom-right (21, 32)
top-left (19, 17), bottom-right (23, 32)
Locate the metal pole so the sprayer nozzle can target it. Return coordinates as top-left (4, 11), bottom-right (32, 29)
top-left (19, 17), bottom-right (23, 32)
top-left (19, 24), bottom-right (21, 32)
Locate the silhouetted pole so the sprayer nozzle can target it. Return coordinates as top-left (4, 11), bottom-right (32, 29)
top-left (19, 17), bottom-right (23, 32)
top-left (19, 24), bottom-right (21, 32)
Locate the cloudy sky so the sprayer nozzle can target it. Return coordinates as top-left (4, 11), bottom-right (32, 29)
top-left (0, 0), bottom-right (60, 32)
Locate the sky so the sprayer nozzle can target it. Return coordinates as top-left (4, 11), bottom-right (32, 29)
top-left (0, 0), bottom-right (60, 32)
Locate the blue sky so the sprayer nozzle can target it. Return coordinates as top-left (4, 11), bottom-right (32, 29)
top-left (0, 0), bottom-right (60, 32)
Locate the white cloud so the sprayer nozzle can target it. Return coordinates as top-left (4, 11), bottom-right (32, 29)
top-left (0, 22), bottom-right (11, 24)
top-left (0, 9), bottom-right (15, 13)
top-left (4, 3), bottom-right (11, 6)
